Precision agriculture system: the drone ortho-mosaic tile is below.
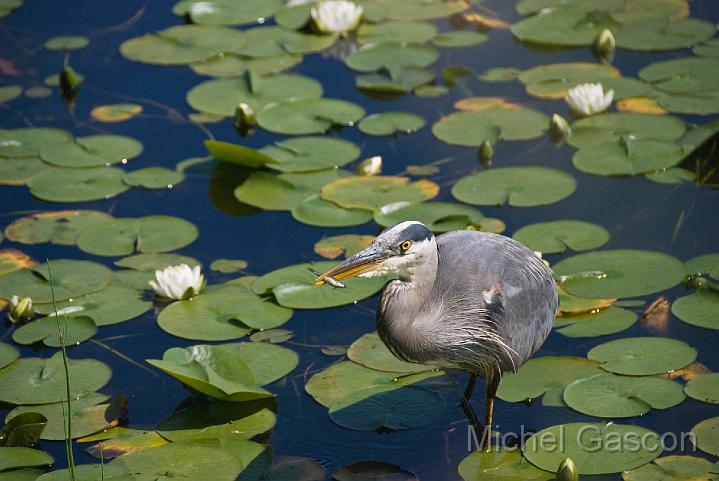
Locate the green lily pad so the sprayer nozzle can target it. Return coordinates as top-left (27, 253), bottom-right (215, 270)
top-left (0, 447), bottom-right (53, 472)
top-left (76, 216), bottom-right (198, 257)
top-left (553, 249), bottom-right (686, 298)
top-left (653, 91), bottom-right (719, 115)
top-left (345, 42), bottom-right (439, 72)
top-left (27, 167), bottom-right (130, 203)
top-left (291, 194), bottom-right (374, 227)
top-left (587, 337), bottom-right (697, 375)
top-left (553, 306), bottom-right (636, 337)
top-left (623, 455), bottom-right (717, 481)
top-left (672, 290), bottom-right (719, 330)
top-left (691, 417), bottom-right (719, 455)
top-left (568, 112), bottom-right (686, 149)
top-left (433, 30), bottom-right (487, 48)
top-left (432, 106), bottom-right (549, 146)
top-left (374, 201), bottom-right (485, 233)
top-left (563, 372), bottom-right (685, 417)
top-left (249, 329), bottom-right (293, 343)
top-left (357, 20), bottom-right (437, 45)
top-left (0, 412), bottom-right (47, 448)
top-left (0, 342), bottom-right (19, 369)
top-left (694, 39), bottom-right (719, 58)
top-left (43, 35), bottom-right (88, 50)
top-left (235, 169), bottom-right (351, 211)
top-left (120, 25), bottom-right (247, 65)
top-left (4, 210), bottom-right (112, 245)
top-left (640, 57), bottom-right (719, 95)
top-left (459, 448), bottom-right (553, 481)
top-left (210, 259), bottom-right (248, 273)
top-left (172, 0), bottom-right (283, 25)
top-left (114, 253), bottom-right (201, 272)
top-left (328, 384), bottom-right (444, 431)
top-left (452, 167), bottom-right (576, 207)
top-left (34, 285), bottom-right (152, 326)
top-left (123, 167), bottom-right (184, 189)
top-left (261, 136), bottom-right (360, 173)
top-left (0, 128), bottom-right (72, 158)
top-left (12, 316), bottom-right (97, 347)
top-left (0, 352), bottom-right (111, 405)
top-left (0, 157), bottom-right (51, 186)
top-left (238, 26), bottom-right (335, 57)
top-left (147, 344), bottom-right (271, 402)
top-left (518, 62), bottom-right (620, 99)
top-left (685, 253), bottom-right (719, 278)
top-left (511, 8), bottom-right (613, 47)
top-left (372, 0), bottom-right (468, 21)
top-left (321, 176), bottom-right (439, 211)
top-left (573, 138), bottom-right (686, 176)
top-left (497, 356), bottom-right (603, 404)
top-left (13, 468), bottom-right (60, 481)
top-left (645, 167), bottom-right (696, 184)
top-left (190, 53), bottom-right (303, 78)
top-left (206, 140), bottom-right (278, 169)
top-left (264, 456), bottom-right (325, 481)
top-left (512, 220), bottom-right (609, 254)
top-left (356, 67), bottom-right (435, 94)
top-left (523, 423), bottom-right (662, 474)
top-left (156, 399), bottom-right (275, 442)
top-left (615, 19), bottom-right (715, 52)
top-left (221, 342), bottom-right (298, 385)
top-left (358, 112), bottom-right (425, 136)
top-left (685, 373), bottom-right (719, 404)
top-left (0, 85), bottom-right (21, 103)
top-left (187, 74), bottom-right (323, 117)
top-left (6, 393), bottom-right (123, 440)
top-left (256, 98), bottom-right (365, 135)
top-left (0, 259), bottom-right (111, 303)
top-left (252, 260), bottom-right (389, 309)
top-left (348, 332), bottom-right (436, 373)
top-left (479, 67), bottom-right (521, 83)
top-left (158, 284), bottom-right (292, 340)
top-left (314, 234), bottom-right (375, 259)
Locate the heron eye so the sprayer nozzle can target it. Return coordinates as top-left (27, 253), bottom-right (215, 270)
top-left (400, 240), bottom-right (412, 252)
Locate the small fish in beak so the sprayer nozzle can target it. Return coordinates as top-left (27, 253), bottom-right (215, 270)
top-left (308, 266), bottom-right (346, 289)
top-left (313, 243), bottom-right (389, 286)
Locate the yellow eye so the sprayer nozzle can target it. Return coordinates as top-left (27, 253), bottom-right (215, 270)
top-left (400, 240), bottom-right (412, 251)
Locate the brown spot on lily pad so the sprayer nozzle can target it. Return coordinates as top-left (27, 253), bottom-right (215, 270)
top-left (0, 249), bottom-right (36, 276)
top-left (454, 96), bottom-right (523, 112)
top-left (617, 97), bottom-right (668, 115)
top-left (90, 103), bottom-right (143, 123)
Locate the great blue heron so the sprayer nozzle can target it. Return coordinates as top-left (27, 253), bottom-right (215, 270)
top-left (315, 221), bottom-right (557, 448)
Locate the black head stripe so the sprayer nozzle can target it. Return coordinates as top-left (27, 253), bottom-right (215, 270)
top-left (398, 222), bottom-right (432, 242)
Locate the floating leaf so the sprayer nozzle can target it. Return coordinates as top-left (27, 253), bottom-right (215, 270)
top-left (256, 98), bottom-right (365, 135)
top-left (574, 138), bottom-right (685, 176)
top-left (459, 448), bottom-right (553, 481)
top-left (511, 9), bottom-right (612, 47)
top-left (357, 20), bottom-right (437, 45)
top-left (615, 19), bottom-right (715, 51)
top-left (372, 0), bottom-right (468, 21)
top-left (623, 455), bottom-right (717, 481)
top-left (587, 337), bottom-right (697, 375)
top-left (238, 26), bottom-right (335, 57)
top-left (685, 373), bottom-right (719, 404)
top-left (249, 329), bottom-right (293, 343)
top-left (76, 216), bottom-right (198, 257)
top-left (90, 104), bottom-right (142, 123)
top-left (0, 352), bottom-right (111, 405)
top-left (358, 112), bottom-right (425, 136)
top-left (39, 135), bottom-right (142, 168)
top-left (86, 431), bottom-right (168, 459)
top-left (616, 96), bottom-right (668, 114)
top-left (345, 42), bottom-right (439, 72)
top-left (433, 106), bottom-right (548, 146)
top-left (568, 112), bottom-right (686, 149)
top-left (0, 157), bottom-right (51, 186)
top-left (12, 316), bottom-right (97, 347)
top-left (0, 342), bottom-right (19, 369)
top-left (0, 249), bottom-right (36, 276)
top-left (553, 249), bottom-right (686, 298)
top-left (348, 332), bottom-right (436, 373)
top-left (0, 128), bottom-right (72, 158)
top-left (333, 461), bottom-right (418, 481)
top-left (691, 417), bottom-right (719, 455)
top-left (321, 176), bottom-right (438, 211)
top-left (4, 210), bottom-right (112, 246)
top-left (523, 423), bottom-right (662, 474)
top-left (413, 84), bottom-right (448, 97)
top-left (0, 447), bottom-right (53, 472)
top-left (672, 290), bottom-right (719, 330)
top-left (513, 220), bottom-right (609, 253)
top-left (257, 456), bottom-right (325, 481)
top-left (123, 167), bottom-right (184, 189)
top-left (314, 235), bottom-right (375, 259)
top-left (452, 167), bottom-right (576, 207)
top-left (479, 67), bottom-right (520, 82)
top-left (114, 253), bottom-right (201, 272)
top-left (374, 201), bottom-right (486, 233)
top-left (0, 85), bottom-right (21, 103)
top-left (27, 167), bottom-right (130, 203)
top-left (190, 53), bottom-right (302, 78)
top-left (292, 194), bottom-right (374, 227)
top-left (433, 30), bottom-right (487, 47)
top-left (645, 167), bottom-right (695, 184)
top-left (554, 306), bottom-right (636, 338)
top-left (261, 136), bottom-right (360, 173)
top-left (0, 259), bottom-right (111, 303)
top-left (210, 259), bottom-right (248, 273)
top-left (43, 35), bottom-right (88, 50)
top-left (518, 62), bottom-right (620, 99)
top-left (356, 67), bottom-right (435, 93)
top-left (0, 412), bottom-right (47, 448)
top-left (172, 0), bottom-right (283, 26)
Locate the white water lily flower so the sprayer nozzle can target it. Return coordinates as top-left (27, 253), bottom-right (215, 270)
top-left (565, 83), bottom-right (614, 117)
top-left (311, 0), bottom-right (363, 36)
top-left (149, 264), bottom-right (205, 300)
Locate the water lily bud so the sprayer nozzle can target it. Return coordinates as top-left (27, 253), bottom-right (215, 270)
top-left (59, 66), bottom-right (80, 98)
top-left (556, 458), bottom-right (578, 481)
top-left (550, 113), bottom-right (571, 139)
top-left (8, 295), bottom-right (34, 323)
top-left (356, 155), bottom-right (382, 176)
top-left (480, 140), bottom-right (493, 163)
top-left (593, 29), bottom-right (615, 58)
top-left (234, 102), bottom-right (256, 136)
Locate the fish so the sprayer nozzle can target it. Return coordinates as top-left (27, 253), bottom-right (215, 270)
top-left (308, 266), bottom-right (346, 289)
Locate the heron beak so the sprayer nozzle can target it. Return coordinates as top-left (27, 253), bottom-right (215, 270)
top-left (314, 245), bottom-right (389, 285)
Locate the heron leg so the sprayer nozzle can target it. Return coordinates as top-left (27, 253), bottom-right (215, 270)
top-left (483, 368), bottom-right (501, 451)
top-left (461, 373), bottom-right (485, 448)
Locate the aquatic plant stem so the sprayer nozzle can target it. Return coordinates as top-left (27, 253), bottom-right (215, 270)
top-left (47, 260), bottom-right (76, 480)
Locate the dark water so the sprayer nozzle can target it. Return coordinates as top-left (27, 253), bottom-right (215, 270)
top-left (1, 1), bottom-right (719, 479)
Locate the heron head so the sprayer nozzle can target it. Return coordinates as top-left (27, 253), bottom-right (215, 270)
top-left (314, 221), bottom-right (435, 285)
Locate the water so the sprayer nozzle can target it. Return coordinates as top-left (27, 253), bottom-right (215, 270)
top-left (1, 1), bottom-right (718, 479)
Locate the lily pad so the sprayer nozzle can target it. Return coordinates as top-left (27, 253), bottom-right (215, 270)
top-left (27, 167), bottom-right (130, 203)
top-left (459, 448), bottom-right (553, 481)
top-left (39, 135), bottom-right (143, 168)
top-left (120, 25), bottom-right (247, 65)
top-left (190, 53), bottom-right (303, 78)
top-left (261, 136), bottom-right (360, 173)
top-left (512, 220), bottom-right (609, 254)
top-left (554, 306), bottom-right (636, 338)
top-left (291, 194), bottom-right (374, 227)
top-left (645, 167), bottom-right (695, 184)
top-left (587, 337), bottom-right (697, 375)
top-left (4, 210), bottom-right (112, 245)
top-left (210, 259), bottom-right (248, 273)
top-left (433, 30), bottom-right (487, 48)
top-left (373, 0), bottom-right (468, 21)
top-left (114, 253), bottom-right (201, 272)
top-left (685, 373), bottom-right (719, 404)
top-left (90, 104), bottom-right (142, 123)
top-left (523, 422), bottom-right (662, 474)
top-left (0, 128), bottom-right (72, 158)
top-left (615, 18), bottom-right (715, 51)
top-left (0, 447), bottom-right (52, 472)
top-left (0, 412), bottom-right (47, 448)
top-left (345, 42), bottom-right (439, 72)
top-left (348, 332), bottom-right (436, 373)
top-left (452, 167), bottom-right (576, 207)
top-left (321, 176), bottom-right (439, 211)
top-left (691, 417), bottom-right (719, 455)
top-left (256, 98), bottom-right (365, 135)
top-left (221, 342), bottom-right (298, 385)
top-left (172, 0), bottom-right (283, 25)
top-left (123, 167), bottom-right (184, 189)
top-left (358, 112), bottom-right (425, 136)
top-left (432, 106), bottom-right (548, 146)
top-left (518, 62), bottom-right (619, 99)
top-left (553, 249), bottom-right (686, 298)
top-left (238, 26), bottom-right (335, 57)
top-left (563, 372), bottom-right (684, 417)
top-left (328, 384), bottom-right (444, 431)
top-left (0, 352), bottom-right (111, 405)
top-left (685, 253), bottom-right (719, 278)
top-left (357, 20), bottom-right (437, 45)
top-left (252, 261), bottom-right (389, 309)
top-left (479, 67), bottom-right (521, 82)
top-left (672, 291), bottom-right (719, 330)
top-left (623, 455), bottom-right (717, 481)
top-left (357, 67), bottom-right (435, 94)
top-left (0, 342), bottom-right (19, 369)
top-left (0, 259), bottom-right (111, 303)
top-left (374, 202), bottom-right (485, 233)
top-left (12, 316), bottom-right (97, 347)
top-left (0, 157), bottom-right (51, 186)
top-left (511, 8), bottom-right (613, 47)
top-left (568, 112), bottom-right (686, 149)
top-left (44, 35), bottom-right (88, 50)
top-left (187, 74), bottom-right (323, 117)
top-left (76, 216), bottom-right (198, 257)
top-left (0, 249), bottom-right (35, 276)
top-left (0, 85), bottom-right (21, 103)
top-left (314, 235), bottom-right (375, 259)
top-left (250, 329), bottom-right (293, 343)
top-left (497, 356), bottom-right (603, 404)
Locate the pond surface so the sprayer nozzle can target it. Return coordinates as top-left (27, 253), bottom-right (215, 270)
top-left (1, 0), bottom-right (719, 480)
